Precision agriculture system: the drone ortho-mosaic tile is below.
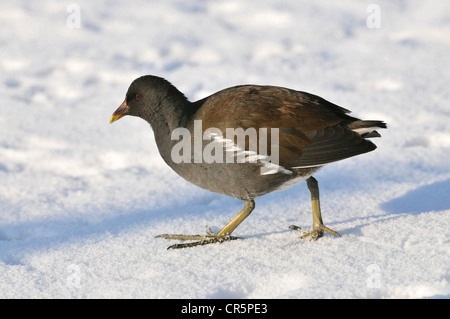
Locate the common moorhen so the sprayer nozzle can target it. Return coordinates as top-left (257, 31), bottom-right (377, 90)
top-left (110, 75), bottom-right (386, 249)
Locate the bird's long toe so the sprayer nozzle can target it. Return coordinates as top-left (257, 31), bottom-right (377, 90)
top-left (155, 233), bottom-right (241, 249)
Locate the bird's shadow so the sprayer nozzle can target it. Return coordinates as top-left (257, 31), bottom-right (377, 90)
top-left (246, 177), bottom-right (450, 240)
top-left (335, 178), bottom-right (450, 238)
top-left (381, 178), bottom-right (450, 214)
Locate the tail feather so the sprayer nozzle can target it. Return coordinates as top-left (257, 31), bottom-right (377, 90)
top-left (348, 120), bottom-right (387, 138)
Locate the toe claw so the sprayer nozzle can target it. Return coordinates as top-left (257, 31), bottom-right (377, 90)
top-left (289, 224), bottom-right (340, 240)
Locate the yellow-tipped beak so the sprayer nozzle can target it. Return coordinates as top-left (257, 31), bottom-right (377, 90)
top-left (110, 99), bottom-right (129, 123)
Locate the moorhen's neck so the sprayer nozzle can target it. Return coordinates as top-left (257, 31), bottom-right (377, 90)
top-left (140, 87), bottom-right (196, 133)
top-left (138, 83), bottom-right (203, 166)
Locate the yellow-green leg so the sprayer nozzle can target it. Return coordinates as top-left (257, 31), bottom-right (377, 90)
top-left (156, 200), bottom-right (255, 249)
top-left (290, 177), bottom-right (341, 240)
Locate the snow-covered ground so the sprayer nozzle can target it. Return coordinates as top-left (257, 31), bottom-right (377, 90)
top-left (1, 0), bottom-right (449, 298)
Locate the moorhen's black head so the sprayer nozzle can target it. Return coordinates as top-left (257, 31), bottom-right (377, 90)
top-left (110, 75), bottom-right (189, 130)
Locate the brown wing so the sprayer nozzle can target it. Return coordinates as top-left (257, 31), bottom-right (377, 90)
top-left (193, 85), bottom-right (375, 168)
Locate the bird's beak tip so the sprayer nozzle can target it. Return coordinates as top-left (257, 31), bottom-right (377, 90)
top-left (110, 99), bottom-right (128, 124)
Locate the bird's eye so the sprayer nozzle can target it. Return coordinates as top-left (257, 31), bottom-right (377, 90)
top-left (136, 93), bottom-right (142, 100)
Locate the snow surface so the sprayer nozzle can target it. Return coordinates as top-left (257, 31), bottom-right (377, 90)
top-left (1, 0), bottom-right (449, 299)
